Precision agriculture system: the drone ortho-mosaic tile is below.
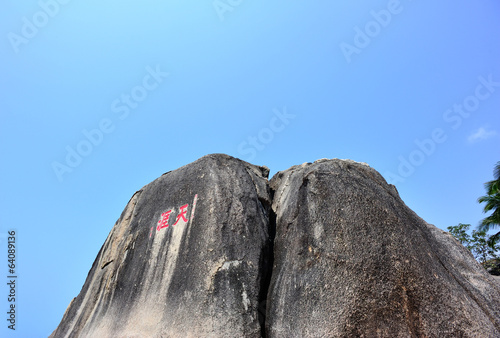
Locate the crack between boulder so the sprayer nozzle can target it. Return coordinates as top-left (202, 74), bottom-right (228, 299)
top-left (258, 185), bottom-right (276, 338)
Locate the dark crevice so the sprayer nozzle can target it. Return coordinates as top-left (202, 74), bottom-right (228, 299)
top-left (101, 260), bottom-right (114, 269)
top-left (258, 186), bottom-right (276, 338)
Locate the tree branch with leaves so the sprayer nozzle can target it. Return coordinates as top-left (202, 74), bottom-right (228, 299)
top-left (478, 161), bottom-right (500, 246)
top-left (447, 223), bottom-right (499, 264)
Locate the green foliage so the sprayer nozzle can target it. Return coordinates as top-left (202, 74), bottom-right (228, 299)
top-left (447, 223), bottom-right (499, 264)
top-left (478, 161), bottom-right (500, 245)
top-left (447, 223), bottom-right (472, 248)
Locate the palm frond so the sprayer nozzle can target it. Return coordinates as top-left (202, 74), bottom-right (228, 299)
top-left (478, 161), bottom-right (500, 233)
top-left (484, 180), bottom-right (499, 196)
top-left (479, 209), bottom-right (500, 231)
top-left (489, 231), bottom-right (500, 243)
top-left (493, 161), bottom-right (500, 181)
top-left (478, 195), bottom-right (500, 212)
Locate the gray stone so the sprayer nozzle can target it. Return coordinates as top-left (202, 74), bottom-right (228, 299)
top-left (50, 154), bottom-right (272, 337)
top-left (51, 155), bottom-right (500, 337)
top-left (266, 159), bottom-right (500, 337)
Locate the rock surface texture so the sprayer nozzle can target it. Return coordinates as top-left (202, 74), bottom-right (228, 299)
top-left (50, 154), bottom-right (273, 337)
top-left (51, 154), bottom-right (500, 337)
top-left (267, 159), bottom-right (500, 337)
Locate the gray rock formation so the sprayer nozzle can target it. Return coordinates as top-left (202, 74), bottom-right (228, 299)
top-left (51, 155), bottom-right (500, 337)
top-left (50, 154), bottom-right (273, 337)
top-left (267, 159), bottom-right (500, 337)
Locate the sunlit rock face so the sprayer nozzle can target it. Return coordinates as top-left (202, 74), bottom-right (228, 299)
top-left (51, 155), bottom-right (500, 338)
top-left (50, 154), bottom-right (273, 337)
top-left (267, 159), bottom-right (500, 337)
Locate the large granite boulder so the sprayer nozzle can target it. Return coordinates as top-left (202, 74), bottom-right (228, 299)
top-left (50, 154), bottom-right (273, 337)
top-left (267, 159), bottom-right (500, 337)
top-left (52, 155), bottom-right (500, 337)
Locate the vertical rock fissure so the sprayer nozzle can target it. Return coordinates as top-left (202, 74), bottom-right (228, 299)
top-left (258, 187), bottom-right (276, 338)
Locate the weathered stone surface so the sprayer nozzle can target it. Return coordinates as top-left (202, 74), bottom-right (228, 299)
top-left (52, 155), bottom-right (500, 337)
top-left (50, 154), bottom-right (272, 337)
top-left (266, 159), bottom-right (500, 337)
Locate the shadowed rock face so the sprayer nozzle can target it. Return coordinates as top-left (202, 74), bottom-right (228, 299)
top-left (51, 155), bottom-right (500, 337)
top-left (267, 159), bottom-right (500, 337)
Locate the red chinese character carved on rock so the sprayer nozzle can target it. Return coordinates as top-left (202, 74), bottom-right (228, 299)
top-left (150, 198), bottom-right (196, 238)
top-left (173, 204), bottom-right (189, 226)
top-left (157, 210), bottom-right (172, 231)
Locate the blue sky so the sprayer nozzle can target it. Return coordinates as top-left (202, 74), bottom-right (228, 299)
top-left (1, 1), bottom-right (499, 336)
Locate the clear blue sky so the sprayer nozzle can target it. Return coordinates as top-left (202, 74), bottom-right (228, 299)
top-left (1, 1), bottom-right (499, 336)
